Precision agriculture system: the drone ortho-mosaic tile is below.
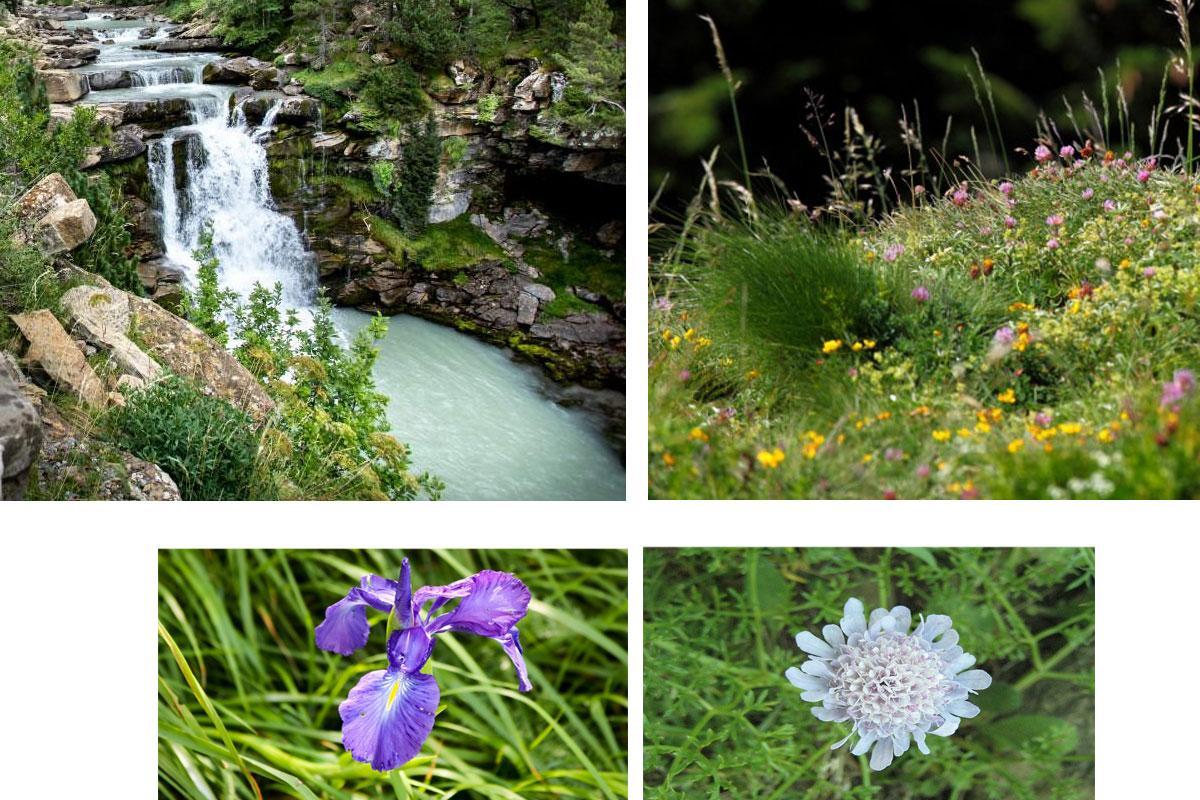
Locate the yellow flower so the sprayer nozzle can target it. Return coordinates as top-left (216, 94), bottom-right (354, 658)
top-left (669, 336), bottom-right (682, 349)
top-left (956, 428), bottom-right (972, 439)
top-left (822, 339), bottom-right (843, 354)
top-left (997, 388), bottom-right (1016, 404)
top-left (876, 411), bottom-right (892, 421)
top-left (688, 427), bottom-right (709, 443)
top-left (861, 453), bottom-right (874, 464)
top-left (932, 429), bottom-right (952, 442)
top-left (684, 328), bottom-right (697, 341)
top-left (1007, 438), bottom-right (1025, 453)
top-left (662, 452), bottom-right (676, 467)
top-left (1119, 258), bottom-right (1132, 269)
top-left (989, 408), bottom-right (1004, 423)
top-left (851, 341), bottom-right (864, 352)
top-left (661, 329), bottom-right (673, 341)
top-left (1058, 422), bottom-right (1082, 435)
top-left (866, 250), bottom-right (877, 262)
top-left (1008, 301), bottom-right (1033, 312)
top-left (696, 336), bottom-right (713, 349)
top-left (864, 339), bottom-right (877, 349)
top-left (975, 421), bottom-right (991, 434)
top-left (756, 448), bottom-right (786, 469)
top-left (746, 369), bottom-right (760, 380)
top-left (912, 405), bottom-right (932, 416)
top-left (1098, 429), bottom-right (1114, 443)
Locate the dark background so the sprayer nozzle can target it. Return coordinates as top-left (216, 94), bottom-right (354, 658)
top-left (650, 0), bottom-right (1185, 209)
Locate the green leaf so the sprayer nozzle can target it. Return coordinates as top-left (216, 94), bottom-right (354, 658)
top-left (985, 714), bottom-right (1079, 755)
top-left (973, 681), bottom-right (1021, 716)
top-left (747, 554), bottom-right (790, 617)
top-left (899, 547), bottom-right (938, 568)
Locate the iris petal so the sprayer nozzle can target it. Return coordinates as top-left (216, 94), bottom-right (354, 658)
top-left (315, 575), bottom-right (400, 656)
top-left (497, 627), bottom-right (532, 692)
top-left (418, 571), bottom-right (531, 638)
top-left (340, 668), bottom-right (439, 771)
top-left (386, 627), bottom-right (434, 673)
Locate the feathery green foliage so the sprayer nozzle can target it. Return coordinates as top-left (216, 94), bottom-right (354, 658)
top-left (159, 548), bottom-right (629, 799)
top-left (645, 548), bottom-right (1094, 800)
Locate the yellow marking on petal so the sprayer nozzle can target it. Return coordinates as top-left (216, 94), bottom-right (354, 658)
top-left (386, 678), bottom-right (402, 711)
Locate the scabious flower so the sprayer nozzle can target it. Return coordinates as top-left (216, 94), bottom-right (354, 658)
top-left (998, 181), bottom-right (1013, 195)
top-left (1034, 144), bottom-right (1052, 163)
top-left (316, 559), bottom-right (532, 771)
top-left (1059, 145), bottom-right (1075, 159)
top-left (993, 326), bottom-right (1015, 345)
top-left (1103, 199), bottom-right (1116, 211)
top-left (883, 243), bottom-right (906, 262)
top-left (1004, 215), bottom-right (1017, 229)
top-left (911, 286), bottom-right (930, 303)
top-left (952, 189), bottom-right (969, 207)
top-left (786, 598), bottom-right (990, 771)
top-left (1045, 213), bottom-right (1064, 227)
top-left (1137, 169), bottom-right (1151, 183)
top-left (1046, 238), bottom-right (1060, 250)
top-left (1081, 188), bottom-right (1094, 200)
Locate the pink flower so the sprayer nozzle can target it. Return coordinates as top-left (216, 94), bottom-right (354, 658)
top-left (1103, 199), bottom-right (1116, 211)
top-left (678, 370), bottom-right (691, 382)
top-left (1143, 267), bottom-right (1156, 278)
top-left (979, 225), bottom-right (993, 236)
top-left (1035, 412), bottom-right (1053, 427)
top-left (1005, 215), bottom-right (1017, 229)
top-left (1137, 169), bottom-right (1151, 183)
top-left (1081, 188), bottom-right (1094, 200)
top-left (1100, 173), bottom-right (1110, 183)
top-left (1161, 369), bottom-right (1195, 408)
top-left (1034, 145), bottom-right (1052, 163)
top-left (952, 189), bottom-right (969, 207)
top-left (1045, 213), bottom-right (1064, 226)
top-left (1046, 238), bottom-right (1060, 250)
top-left (884, 448), bottom-right (905, 462)
top-left (915, 464), bottom-right (931, 479)
top-left (911, 286), bottom-right (931, 303)
top-left (1060, 145), bottom-right (1075, 159)
top-left (999, 181), bottom-right (1014, 195)
top-left (883, 243), bottom-right (906, 262)
top-left (993, 326), bottom-right (1015, 345)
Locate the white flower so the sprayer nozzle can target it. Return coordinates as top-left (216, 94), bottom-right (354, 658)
top-left (786, 598), bottom-right (991, 771)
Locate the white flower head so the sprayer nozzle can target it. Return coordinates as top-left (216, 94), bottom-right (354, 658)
top-left (786, 597), bottom-right (991, 771)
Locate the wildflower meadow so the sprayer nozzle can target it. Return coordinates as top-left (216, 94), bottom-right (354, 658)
top-left (649, 6), bottom-right (1200, 499)
top-left (158, 549), bottom-right (628, 799)
top-left (643, 547), bottom-right (1095, 799)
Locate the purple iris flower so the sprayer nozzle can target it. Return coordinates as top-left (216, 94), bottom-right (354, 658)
top-left (315, 559), bottom-right (532, 771)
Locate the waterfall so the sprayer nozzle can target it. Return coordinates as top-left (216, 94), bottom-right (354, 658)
top-left (147, 88), bottom-right (316, 311)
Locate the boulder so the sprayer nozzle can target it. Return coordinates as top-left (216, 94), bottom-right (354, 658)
top-left (127, 295), bottom-right (275, 421)
top-left (512, 69), bottom-right (552, 112)
top-left (156, 37), bottom-right (223, 52)
top-left (15, 173), bottom-right (76, 222)
top-left (203, 56), bottom-right (279, 90)
top-left (0, 365), bottom-right (42, 501)
top-left (84, 68), bottom-right (132, 90)
top-left (97, 124), bottom-right (148, 164)
top-left (60, 285), bottom-right (163, 383)
top-left (110, 97), bottom-right (190, 126)
top-left (274, 95), bottom-right (321, 126)
top-left (38, 69), bottom-right (88, 103)
top-left (10, 310), bottom-right (109, 409)
top-left (35, 198), bottom-right (97, 254)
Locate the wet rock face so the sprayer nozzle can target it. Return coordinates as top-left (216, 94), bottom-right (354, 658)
top-left (203, 56), bottom-right (280, 90)
top-left (84, 68), bottom-right (132, 91)
top-left (155, 37), bottom-right (223, 52)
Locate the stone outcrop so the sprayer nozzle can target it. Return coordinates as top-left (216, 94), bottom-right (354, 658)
top-left (39, 69), bottom-right (88, 103)
top-left (60, 286), bottom-right (163, 383)
top-left (126, 295), bottom-right (275, 421)
top-left (10, 310), bottom-right (109, 409)
top-left (155, 37), bottom-right (223, 53)
top-left (84, 68), bottom-right (133, 91)
top-left (0, 358), bottom-right (42, 501)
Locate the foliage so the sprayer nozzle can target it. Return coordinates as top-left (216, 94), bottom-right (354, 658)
top-left (645, 547), bottom-right (1094, 800)
top-left (477, 91), bottom-right (502, 122)
top-left (180, 225), bottom-right (236, 345)
top-left (225, 284), bottom-right (442, 500)
top-left (522, 236), bottom-right (623, 300)
top-left (369, 214), bottom-right (506, 271)
top-left (359, 62), bottom-right (428, 124)
top-left (373, 115), bottom-right (441, 235)
top-left (110, 375), bottom-right (262, 500)
top-left (549, 0), bottom-right (625, 132)
top-left (384, 0), bottom-right (462, 72)
top-left (72, 171), bottom-right (145, 295)
top-left (159, 548), bottom-right (628, 799)
top-left (206, 0), bottom-right (288, 49)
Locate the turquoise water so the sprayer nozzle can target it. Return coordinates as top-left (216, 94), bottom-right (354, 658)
top-left (333, 309), bottom-right (625, 500)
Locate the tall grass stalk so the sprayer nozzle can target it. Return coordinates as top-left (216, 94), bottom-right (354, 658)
top-left (700, 15), bottom-right (752, 202)
top-left (1167, 0), bottom-right (1196, 172)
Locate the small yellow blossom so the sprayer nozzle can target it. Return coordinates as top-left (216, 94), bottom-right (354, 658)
top-left (864, 340), bottom-right (877, 349)
top-left (1098, 429), bottom-right (1114, 443)
top-left (1007, 438), bottom-right (1025, 453)
top-left (662, 452), bottom-right (676, 467)
top-left (975, 421), bottom-right (991, 434)
top-left (912, 405), bottom-right (932, 417)
top-left (861, 453), bottom-right (874, 464)
top-left (1009, 301), bottom-right (1033, 312)
top-left (956, 428), bottom-right (972, 439)
top-left (822, 339), bottom-right (843, 354)
top-left (851, 341), bottom-right (864, 352)
top-left (688, 427), bottom-right (709, 443)
top-left (746, 369), bottom-right (760, 380)
top-left (756, 448), bottom-right (786, 469)
top-left (696, 336), bottom-right (713, 349)
top-left (997, 388), bottom-right (1017, 404)
top-left (669, 336), bottom-right (682, 349)
top-left (661, 329), bottom-right (673, 341)
top-left (684, 328), bottom-right (696, 341)
top-left (876, 411), bottom-right (892, 421)
top-left (1058, 422), bottom-right (1082, 435)
top-left (932, 429), bottom-right (952, 442)
top-left (1118, 258), bottom-right (1131, 270)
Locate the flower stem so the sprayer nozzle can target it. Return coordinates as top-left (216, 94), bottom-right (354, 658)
top-left (1014, 623), bottom-right (1094, 691)
top-left (857, 753), bottom-right (872, 787)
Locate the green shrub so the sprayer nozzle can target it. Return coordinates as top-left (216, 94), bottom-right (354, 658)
top-left (372, 115), bottom-right (442, 235)
top-left (360, 62), bottom-right (427, 124)
top-left (180, 225), bottom-right (236, 344)
top-left (384, 0), bottom-right (461, 72)
top-left (111, 375), bottom-right (262, 500)
top-left (477, 92), bottom-right (502, 123)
